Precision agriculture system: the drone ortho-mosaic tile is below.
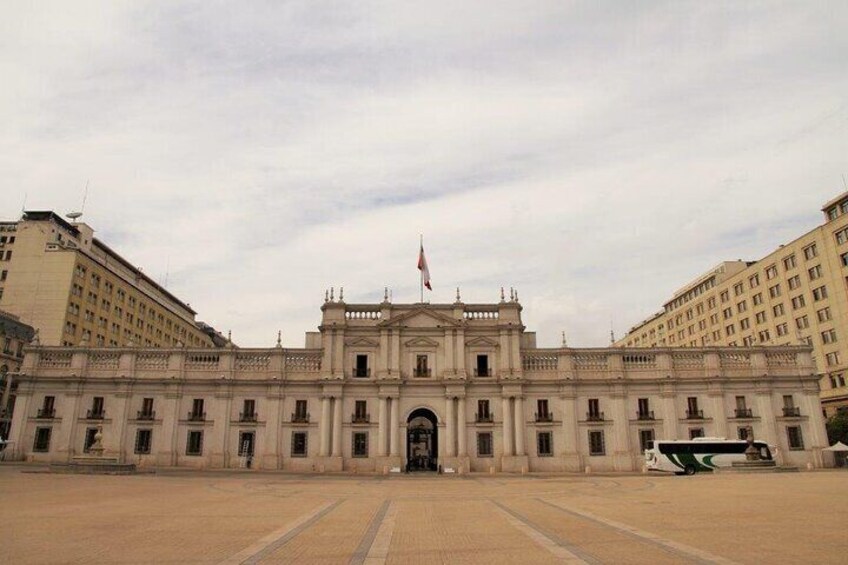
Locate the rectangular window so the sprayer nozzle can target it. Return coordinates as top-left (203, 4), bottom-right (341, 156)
top-left (803, 244), bottom-right (818, 260)
top-left (812, 285), bottom-right (828, 301)
top-left (415, 354), bottom-right (429, 377)
top-left (477, 399), bottom-right (490, 421)
top-left (796, 315), bottom-right (809, 330)
top-left (537, 399), bottom-right (550, 420)
top-left (755, 311), bottom-right (767, 324)
top-left (190, 399), bottom-right (204, 420)
top-left (765, 265), bottom-right (778, 280)
top-left (537, 431), bottom-right (553, 456)
top-left (186, 431), bottom-right (203, 455)
top-left (808, 265), bottom-right (823, 280)
top-left (783, 255), bottom-right (797, 270)
top-left (639, 429), bottom-right (655, 453)
top-left (749, 274), bottom-right (760, 288)
top-left (758, 330), bottom-right (770, 343)
top-left (83, 427), bottom-right (98, 453)
top-left (723, 307), bottom-right (733, 320)
top-left (295, 400), bottom-right (308, 419)
top-left (817, 307), bottom-right (832, 322)
top-left (788, 275), bottom-right (801, 290)
top-left (725, 324), bottom-right (736, 336)
top-left (773, 304), bottom-right (785, 317)
top-left (135, 429), bottom-right (152, 454)
top-left (689, 428), bottom-right (705, 439)
top-left (768, 284), bottom-right (781, 299)
top-left (477, 432), bottom-right (493, 457)
top-left (826, 352), bottom-right (841, 366)
top-left (822, 329), bottom-right (837, 344)
top-left (787, 426), bottom-right (804, 450)
top-left (738, 427), bottom-right (752, 440)
top-left (791, 295), bottom-right (806, 310)
top-left (242, 399), bottom-right (256, 421)
top-left (352, 432), bottom-right (368, 457)
top-left (291, 432), bottom-right (307, 456)
top-left (740, 318), bottom-right (750, 330)
top-left (842, 252), bottom-right (848, 267)
top-left (587, 398), bottom-right (601, 420)
top-left (752, 293), bottom-right (763, 306)
top-left (836, 227), bottom-right (848, 245)
top-left (476, 354), bottom-right (490, 377)
top-left (354, 400), bottom-right (367, 420)
top-left (33, 427), bottom-right (52, 452)
top-left (776, 323), bottom-right (789, 337)
top-left (238, 432), bottom-right (255, 457)
top-left (720, 290), bottom-right (729, 303)
top-left (354, 354), bottom-right (369, 378)
top-left (588, 431), bottom-right (605, 456)
top-left (734, 282), bottom-right (744, 296)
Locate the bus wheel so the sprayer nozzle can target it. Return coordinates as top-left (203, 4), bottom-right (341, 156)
top-left (684, 465), bottom-right (696, 476)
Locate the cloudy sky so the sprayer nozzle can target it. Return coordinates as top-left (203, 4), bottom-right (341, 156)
top-left (2, 2), bottom-right (846, 347)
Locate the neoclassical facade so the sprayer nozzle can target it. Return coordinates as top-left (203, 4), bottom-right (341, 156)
top-left (8, 295), bottom-right (831, 472)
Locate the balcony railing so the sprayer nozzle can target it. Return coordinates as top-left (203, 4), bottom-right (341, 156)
top-left (187, 411), bottom-right (206, 422)
top-left (782, 406), bottom-right (801, 417)
top-left (473, 368), bottom-right (491, 377)
top-left (86, 409), bottom-right (105, 420)
top-left (137, 410), bottom-right (156, 420)
top-left (352, 368), bottom-right (371, 378)
top-left (734, 408), bottom-right (754, 419)
top-left (36, 408), bottom-right (56, 419)
top-left (413, 368), bottom-right (431, 378)
top-left (586, 412), bottom-right (605, 422)
top-left (535, 412), bottom-right (554, 423)
top-left (352, 413), bottom-right (370, 424)
top-left (239, 412), bottom-right (258, 422)
top-left (475, 412), bottom-right (493, 423)
top-left (636, 410), bottom-right (655, 421)
top-left (291, 412), bottom-right (310, 423)
top-left (685, 409), bottom-right (704, 419)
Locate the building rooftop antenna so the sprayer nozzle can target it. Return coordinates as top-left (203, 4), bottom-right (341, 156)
top-left (66, 180), bottom-right (89, 223)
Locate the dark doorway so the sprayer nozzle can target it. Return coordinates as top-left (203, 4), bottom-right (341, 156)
top-left (406, 408), bottom-right (438, 471)
top-left (238, 431), bottom-right (255, 468)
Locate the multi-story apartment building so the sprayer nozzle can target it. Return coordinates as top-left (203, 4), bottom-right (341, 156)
top-left (8, 294), bottom-right (829, 472)
top-left (618, 191), bottom-right (848, 416)
top-left (0, 310), bottom-right (35, 438)
top-left (0, 211), bottom-right (219, 349)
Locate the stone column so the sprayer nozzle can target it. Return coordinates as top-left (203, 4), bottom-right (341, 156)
top-left (378, 396), bottom-right (388, 456)
top-left (755, 392), bottom-right (778, 447)
top-left (389, 397), bottom-right (399, 456)
top-left (444, 330), bottom-right (455, 375)
top-left (502, 396), bottom-right (513, 456)
top-left (56, 392), bottom-right (82, 462)
top-left (319, 396), bottom-right (331, 457)
top-left (803, 391), bottom-right (828, 467)
top-left (262, 387), bottom-right (283, 469)
top-left (0, 375), bottom-right (13, 417)
top-left (661, 393), bottom-right (678, 440)
top-left (561, 392), bottom-right (580, 471)
top-left (457, 397), bottom-right (467, 456)
top-left (332, 396), bottom-right (343, 457)
top-left (514, 396), bottom-right (525, 456)
top-left (157, 390), bottom-right (180, 466)
top-left (445, 396), bottom-right (456, 456)
top-left (710, 392), bottom-right (728, 438)
top-left (611, 390), bottom-right (632, 471)
top-left (456, 329), bottom-right (466, 376)
top-left (378, 330), bottom-right (389, 377)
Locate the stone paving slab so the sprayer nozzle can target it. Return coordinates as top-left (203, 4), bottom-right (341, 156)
top-left (0, 467), bottom-right (845, 564)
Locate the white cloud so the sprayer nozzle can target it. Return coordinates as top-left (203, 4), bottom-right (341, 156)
top-left (1, 2), bottom-right (846, 346)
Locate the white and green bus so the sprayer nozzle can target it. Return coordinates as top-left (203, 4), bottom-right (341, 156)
top-left (644, 438), bottom-right (773, 475)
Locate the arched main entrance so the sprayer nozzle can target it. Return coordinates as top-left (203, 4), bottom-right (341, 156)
top-left (406, 408), bottom-right (438, 472)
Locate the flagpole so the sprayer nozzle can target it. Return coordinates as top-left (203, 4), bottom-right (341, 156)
top-left (420, 234), bottom-right (424, 303)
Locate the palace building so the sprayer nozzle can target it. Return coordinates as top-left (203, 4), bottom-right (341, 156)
top-left (617, 191), bottom-right (848, 416)
top-left (0, 211), bottom-right (222, 349)
top-left (8, 293), bottom-right (830, 472)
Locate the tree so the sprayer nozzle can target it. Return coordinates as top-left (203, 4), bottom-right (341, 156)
top-left (825, 411), bottom-right (848, 446)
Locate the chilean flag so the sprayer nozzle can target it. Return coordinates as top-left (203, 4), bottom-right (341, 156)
top-left (418, 244), bottom-right (432, 290)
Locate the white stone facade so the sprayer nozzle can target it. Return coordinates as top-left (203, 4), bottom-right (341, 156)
top-left (8, 298), bottom-right (831, 472)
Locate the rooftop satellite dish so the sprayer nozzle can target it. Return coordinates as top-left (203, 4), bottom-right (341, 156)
top-left (66, 212), bottom-right (83, 221)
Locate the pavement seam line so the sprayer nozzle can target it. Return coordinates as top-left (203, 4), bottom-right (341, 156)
top-left (349, 499), bottom-right (391, 565)
top-left (539, 498), bottom-right (740, 565)
top-left (489, 500), bottom-right (592, 564)
top-left (362, 500), bottom-right (398, 565)
top-left (217, 499), bottom-right (343, 565)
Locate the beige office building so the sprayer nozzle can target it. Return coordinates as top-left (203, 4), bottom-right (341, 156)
top-left (8, 294), bottom-right (830, 472)
top-left (618, 191), bottom-right (848, 416)
top-left (0, 211), bottom-right (220, 349)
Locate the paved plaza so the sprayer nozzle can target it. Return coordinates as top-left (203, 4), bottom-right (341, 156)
top-left (0, 466), bottom-right (844, 564)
